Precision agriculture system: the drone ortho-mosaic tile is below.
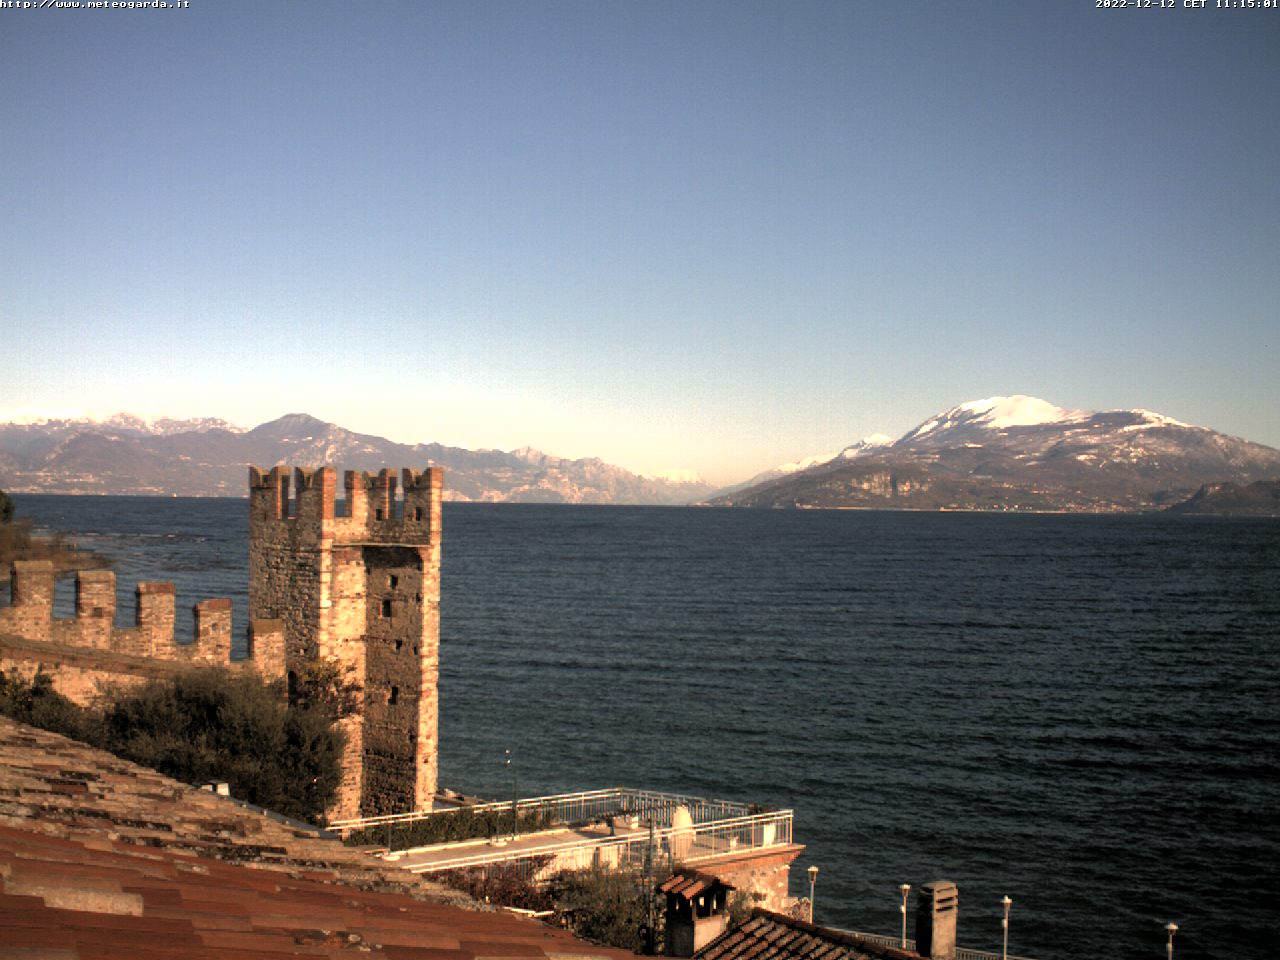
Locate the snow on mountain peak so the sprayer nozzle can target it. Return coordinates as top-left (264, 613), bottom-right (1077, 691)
top-left (954, 395), bottom-right (1076, 428)
top-left (837, 433), bottom-right (894, 458)
top-left (905, 395), bottom-right (1085, 441)
top-left (1128, 408), bottom-right (1193, 429)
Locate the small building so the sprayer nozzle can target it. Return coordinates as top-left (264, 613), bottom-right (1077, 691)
top-left (661, 869), bottom-right (735, 957)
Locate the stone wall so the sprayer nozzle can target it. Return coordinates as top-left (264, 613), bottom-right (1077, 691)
top-left (248, 465), bottom-right (443, 822)
top-left (0, 561), bottom-right (286, 703)
top-left (695, 846), bottom-right (805, 913)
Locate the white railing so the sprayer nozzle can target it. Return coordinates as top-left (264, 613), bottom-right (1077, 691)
top-left (404, 809), bottom-right (793, 883)
top-left (329, 787), bottom-right (761, 836)
top-left (834, 930), bottom-right (1036, 960)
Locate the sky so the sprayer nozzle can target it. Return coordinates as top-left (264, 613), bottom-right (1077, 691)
top-left (1, 1), bottom-right (1276, 486)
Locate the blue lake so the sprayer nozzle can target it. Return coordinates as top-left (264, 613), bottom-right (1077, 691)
top-left (8, 495), bottom-right (1279, 960)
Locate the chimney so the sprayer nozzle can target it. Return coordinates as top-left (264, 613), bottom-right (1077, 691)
top-left (914, 881), bottom-right (958, 960)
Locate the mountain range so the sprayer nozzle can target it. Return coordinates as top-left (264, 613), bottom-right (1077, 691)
top-left (708, 396), bottom-right (1280, 512)
top-left (0, 414), bottom-right (714, 504)
top-left (2, 397), bottom-right (1278, 511)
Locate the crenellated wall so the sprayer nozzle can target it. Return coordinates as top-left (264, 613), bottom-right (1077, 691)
top-left (248, 465), bottom-right (443, 822)
top-left (1, 462), bottom-right (442, 824)
top-left (0, 560), bottom-right (286, 703)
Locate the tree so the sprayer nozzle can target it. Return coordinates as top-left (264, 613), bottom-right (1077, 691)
top-left (550, 866), bottom-right (651, 952)
top-left (0, 489), bottom-right (13, 524)
top-left (99, 667), bottom-right (344, 823)
top-left (0, 669), bottom-right (98, 743)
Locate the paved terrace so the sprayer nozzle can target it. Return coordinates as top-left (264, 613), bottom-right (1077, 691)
top-left (333, 788), bottom-right (795, 882)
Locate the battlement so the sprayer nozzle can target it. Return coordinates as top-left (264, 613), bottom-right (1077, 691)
top-left (0, 560), bottom-right (284, 678)
top-left (249, 464), bottom-right (443, 821)
top-left (249, 465), bottom-right (443, 539)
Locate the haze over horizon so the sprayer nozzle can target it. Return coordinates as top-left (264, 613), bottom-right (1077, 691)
top-left (3, 1), bottom-right (1276, 486)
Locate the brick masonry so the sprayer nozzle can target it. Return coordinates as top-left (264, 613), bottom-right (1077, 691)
top-left (248, 465), bottom-right (443, 822)
top-left (0, 560), bottom-right (286, 702)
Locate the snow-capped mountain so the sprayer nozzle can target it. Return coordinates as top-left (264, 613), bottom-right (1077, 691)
top-left (0, 413), bottom-right (714, 505)
top-left (707, 396), bottom-right (1280, 512)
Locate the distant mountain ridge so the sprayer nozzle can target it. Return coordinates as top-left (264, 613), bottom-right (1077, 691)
top-left (0, 413), bottom-right (714, 504)
top-left (707, 395), bottom-right (1280, 513)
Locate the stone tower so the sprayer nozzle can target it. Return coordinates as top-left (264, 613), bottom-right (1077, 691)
top-left (248, 465), bottom-right (443, 822)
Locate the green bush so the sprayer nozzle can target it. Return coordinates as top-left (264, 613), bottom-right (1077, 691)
top-left (345, 803), bottom-right (559, 848)
top-left (0, 670), bottom-right (99, 743)
top-left (437, 857), bottom-right (556, 912)
top-left (0, 665), bottom-right (344, 825)
top-left (99, 667), bottom-right (343, 823)
top-left (550, 865), bottom-right (652, 952)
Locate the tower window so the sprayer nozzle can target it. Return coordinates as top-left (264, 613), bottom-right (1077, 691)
top-left (414, 507), bottom-right (423, 521)
top-left (381, 599), bottom-right (392, 618)
top-left (389, 686), bottom-right (399, 705)
top-left (395, 639), bottom-right (403, 652)
top-left (389, 575), bottom-right (399, 589)
top-left (375, 507), bottom-right (385, 521)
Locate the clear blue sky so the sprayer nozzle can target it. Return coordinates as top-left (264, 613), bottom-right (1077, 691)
top-left (2, 1), bottom-right (1276, 485)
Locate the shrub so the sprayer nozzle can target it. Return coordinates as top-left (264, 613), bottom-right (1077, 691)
top-left (0, 665), bottom-right (345, 825)
top-left (550, 865), bottom-right (652, 952)
top-left (345, 803), bottom-right (559, 848)
top-left (436, 857), bottom-right (556, 912)
top-left (0, 669), bottom-right (99, 743)
top-left (99, 667), bottom-right (343, 823)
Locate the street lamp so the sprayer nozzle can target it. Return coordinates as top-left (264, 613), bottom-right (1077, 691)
top-left (899, 884), bottom-right (910, 948)
top-left (1001, 896), bottom-right (1012, 960)
top-left (807, 866), bottom-right (819, 924)
top-left (504, 749), bottom-right (517, 841)
top-left (1165, 922), bottom-right (1178, 960)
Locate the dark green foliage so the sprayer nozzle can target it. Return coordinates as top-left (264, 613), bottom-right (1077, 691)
top-left (288, 656), bottom-right (362, 721)
top-left (0, 489), bottom-right (13, 524)
top-left (344, 804), bottom-right (559, 849)
top-left (0, 670), bottom-right (99, 743)
top-left (433, 861), bottom-right (653, 952)
top-left (0, 666), bottom-right (344, 825)
top-left (99, 668), bottom-right (343, 823)
top-left (437, 858), bottom-right (556, 913)
top-left (550, 866), bottom-right (651, 952)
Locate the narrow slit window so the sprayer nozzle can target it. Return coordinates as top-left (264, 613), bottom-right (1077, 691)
top-left (381, 598), bottom-right (392, 618)
top-left (389, 685), bottom-right (399, 705)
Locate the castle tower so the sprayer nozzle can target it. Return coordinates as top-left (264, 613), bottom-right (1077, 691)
top-left (248, 465), bottom-right (443, 822)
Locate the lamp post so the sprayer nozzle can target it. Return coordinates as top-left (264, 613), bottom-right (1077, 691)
top-left (807, 866), bottom-right (819, 924)
top-left (899, 884), bottom-right (910, 948)
top-left (1001, 896), bottom-right (1012, 960)
top-left (1165, 922), bottom-right (1178, 960)
top-left (504, 749), bottom-right (517, 841)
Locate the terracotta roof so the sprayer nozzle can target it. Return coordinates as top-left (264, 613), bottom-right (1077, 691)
top-left (659, 870), bottom-right (735, 900)
top-left (699, 910), bottom-right (919, 960)
top-left (0, 716), bottom-right (634, 960)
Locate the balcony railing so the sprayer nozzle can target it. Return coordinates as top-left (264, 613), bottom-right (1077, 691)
top-left (402, 808), bottom-right (794, 883)
top-left (834, 929), bottom-right (1036, 960)
top-left (329, 787), bottom-right (762, 835)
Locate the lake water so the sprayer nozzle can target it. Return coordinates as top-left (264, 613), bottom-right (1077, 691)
top-left (7, 495), bottom-right (1279, 960)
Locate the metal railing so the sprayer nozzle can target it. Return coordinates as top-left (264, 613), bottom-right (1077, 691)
top-left (402, 808), bottom-right (793, 883)
top-left (329, 787), bottom-right (761, 836)
top-left (834, 929), bottom-right (1036, 960)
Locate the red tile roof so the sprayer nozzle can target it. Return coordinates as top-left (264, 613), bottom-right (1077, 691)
top-left (0, 717), bottom-right (634, 960)
top-left (659, 870), bottom-right (735, 901)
